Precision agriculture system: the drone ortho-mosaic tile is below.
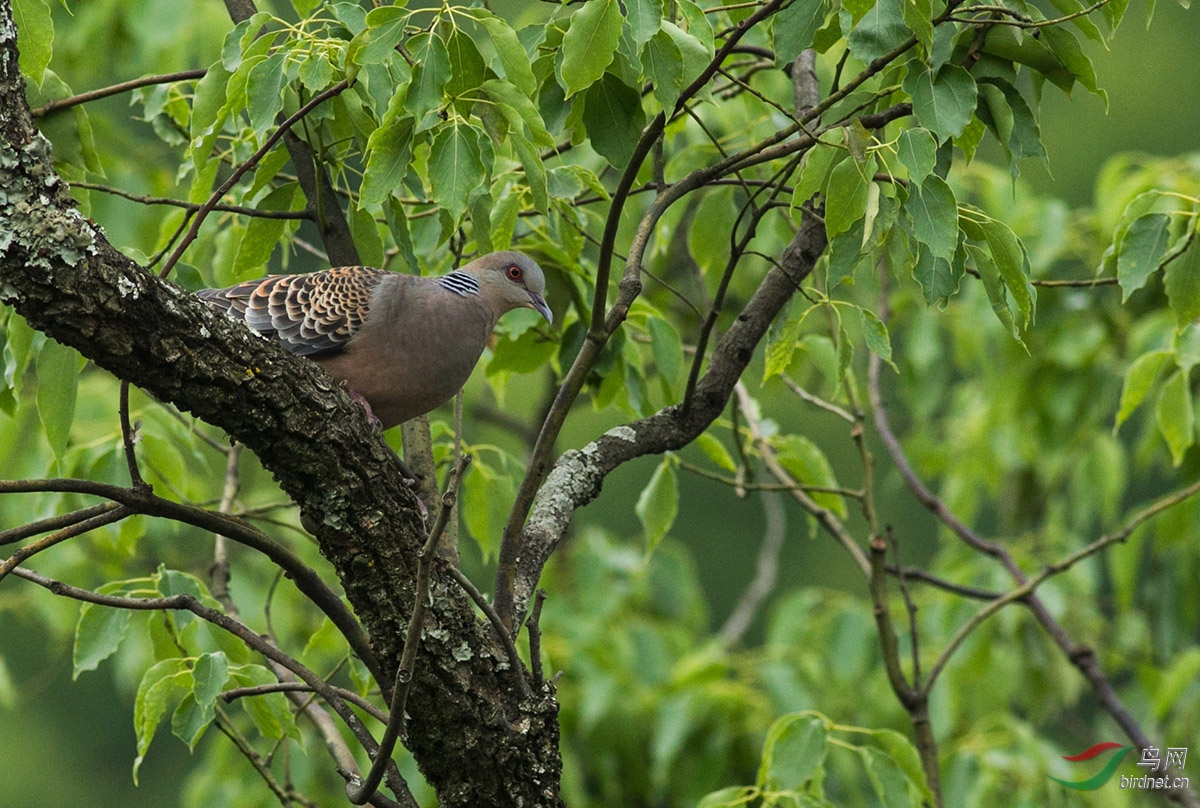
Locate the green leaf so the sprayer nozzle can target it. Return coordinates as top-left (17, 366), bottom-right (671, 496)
top-left (858, 306), bottom-right (895, 368)
top-left (428, 124), bottom-right (486, 222)
top-left (907, 174), bottom-right (958, 261)
top-left (977, 79), bottom-right (1047, 178)
top-left (482, 78), bottom-right (554, 148)
top-left (36, 337), bottom-right (79, 462)
top-left (758, 713), bottom-right (828, 791)
top-left (13, 0), bottom-right (53, 83)
top-left (246, 50), bottom-right (287, 139)
top-left (361, 113), bottom-right (415, 206)
top-left (171, 694), bottom-right (211, 750)
top-left (462, 453), bottom-right (519, 562)
top-left (133, 658), bottom-right (192, 783)
top-left (903, 62), bottom-right (977, 141)
top-left (865, 727), bottom-right (935, 804)
top-left (792, 131), bottom-right (847, 209)
top-left (846, 0), bottom-right (910, 62)
top-left (661, 19), bottom-right (711, 94)
top-left (647, 317), bottom-right (683, 395)
top-left (967, 243), bottom-right (1020, 339)
top-left (1163, 233), bottom-right (1200, 327)
top-left (903, 0), bottom-right (933, 49)
top-left (233, 183), bottom-right (299, 276)
top-left (230, 664), bottom-right (298, 741)
top-left (560, 0), bottom-right (623, 97)
top-left (627, 0), bottom-right (664, 48)
top-left (1115, 350), bottom-right (1172, 428)
top-left (468, 9), bottom-right (538, 97)
top-left (349, 202), bottom-right (385, 267)
top-left (406, 32), bottom-right (451, 127)
top-left (73, 602), bottom-right (133, 679)
top-left (509, 128), bottom-right (549, 212)
top-left (347, 5), bottom-right (407, 67)
top-left (825, 157), bottom-right (871, 239)
top-left (1039, 24), bottom-right (1105, 99)
top-left (775, 435), bottom-right (845, 516)
top-left (773, 0), bottom-right (830, 65)
top-left (636, 456), bottom-right (679, 557)
top-left (582, 72), bottom-right (647, 169)
top-left (765, 297), bottom-right (810, 380)
top-left (967, 212), bottom-right (1035, 328)
top-left (1156, 368), bottom-right (1194, 466)
top-left (191, 652), bottom-right (230, 713)
top-left (445, 29), bottom-right (487, 106)
top-left (1117, 212), bottom-right (1172, 300)
top-left (896, 128), bottom-right (937, 184)
top-left (642, 29), bottom-right (684, 112)
top-left (695, 432), bottom-right (737, 473)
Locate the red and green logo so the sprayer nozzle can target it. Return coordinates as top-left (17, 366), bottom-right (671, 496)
top-left (1050, 742), bottom-right (1134, 790)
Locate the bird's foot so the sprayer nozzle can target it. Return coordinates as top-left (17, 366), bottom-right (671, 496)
top-left (344, 387), bottom-right (384, 433)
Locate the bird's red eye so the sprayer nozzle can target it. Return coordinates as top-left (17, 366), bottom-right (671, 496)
top-left (506, 264), bottom-right (523, 281)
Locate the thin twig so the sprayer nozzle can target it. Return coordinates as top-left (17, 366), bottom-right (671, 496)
top-left (71, 181), bottom-right (310, 219)
top-left (29, 68), bottom-right (207, 117)
top-left (0, 502), bottom-right (123, 547)
top-left (0, 506), bottom-right (133, 583)
top-left (525, 589), bottom-right (548, 689)
top-left (222, 682), bottom-right (388, 724)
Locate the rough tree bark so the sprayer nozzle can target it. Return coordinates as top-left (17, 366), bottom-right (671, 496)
top-left (0, 6), bottom-right (560, 806)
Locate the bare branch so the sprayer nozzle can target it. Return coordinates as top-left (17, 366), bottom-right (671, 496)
top-left (29, 68), bottom-right (207, 117)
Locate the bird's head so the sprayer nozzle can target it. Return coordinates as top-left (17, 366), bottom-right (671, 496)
top-left (468, 251), bottom-right (553, 324)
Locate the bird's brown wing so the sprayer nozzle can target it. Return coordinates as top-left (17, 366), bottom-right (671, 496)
top-left (197, 266), bottom-right (388, 357)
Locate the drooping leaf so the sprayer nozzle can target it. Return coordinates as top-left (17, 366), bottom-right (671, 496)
top-left (12, 0), bottom-right (53, 83)
top-left (626, 0), bottom-right (664, 48)
top-left (428, 123), bottom-right (487, 222)
top-left (462, 9), bottom-right (537, 97)
top-left (903, 62), bottom-right (978, 141)
top-left (772, 0), bottom-right (831, 65)
top-left (896, 128), bottom-right (938, 184)
top-left (642, 29), bottom-right (684, 112)
top-left (1115, 350), bottom-right (1172, 429)
top-left (347, 5), bottom-right (407, 67)
top-left (907, 174), bottom-right (958, 261)
top-left (1163, 233), bottom-right (1200, 327)
top-left (560, 0), bottom-right (623, 97)
top-left (636, 456), bottom-right (679, 557)
top-left (133, 658), bottom-right (193, 783)
top-left (582, 72), bottom-right (647, 169)
top-left (1117, 212), bottom-right (1172, 300)
top-left (1156, 368), bottom-right (1194, 466)
top-left (825, 157), bottom-right (872, 239)
top-left (73, 601), bottom-right (133, 679)
top-left (757, 713), bottom-right (828, 791)
top-left (36, 336), bottom-right (80, 462)
top-left (845, 0), bottom-right (910, 62)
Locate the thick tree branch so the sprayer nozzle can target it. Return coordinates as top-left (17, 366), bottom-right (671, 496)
top-left (0, 6), bottom-right (558, 803)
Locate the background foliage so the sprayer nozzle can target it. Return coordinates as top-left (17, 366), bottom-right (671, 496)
top-left (2, 0), bottom-right (1199, 806)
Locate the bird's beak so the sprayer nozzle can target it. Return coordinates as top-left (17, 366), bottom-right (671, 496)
top-left (528, 292), bottom-right (553, 324)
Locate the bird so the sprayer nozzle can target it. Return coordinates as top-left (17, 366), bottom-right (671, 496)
top-left (197, 250), bottom-right (552, 431)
